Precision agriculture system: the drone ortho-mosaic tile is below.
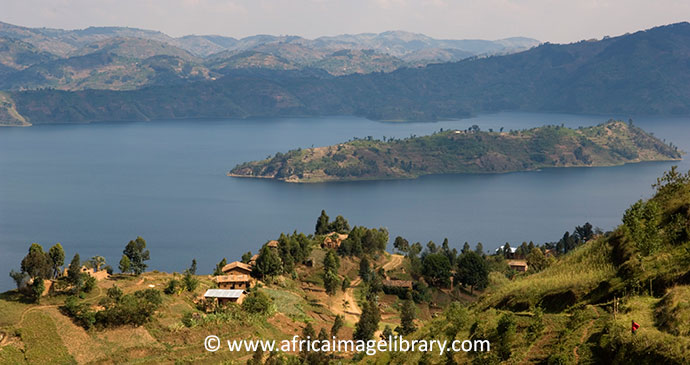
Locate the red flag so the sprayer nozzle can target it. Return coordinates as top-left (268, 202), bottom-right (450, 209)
top-left (632, 320), bottom-right (640, 333)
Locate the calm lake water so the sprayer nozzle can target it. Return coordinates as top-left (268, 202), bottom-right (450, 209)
top-left (1, 112), bottom-right (689, 291)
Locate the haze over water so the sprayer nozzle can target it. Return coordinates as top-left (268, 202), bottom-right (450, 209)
top-left (1, 112), bottom-right (688, 291)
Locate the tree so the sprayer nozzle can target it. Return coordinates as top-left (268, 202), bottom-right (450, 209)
top-left (574, 222), bottom-right (594, 243)
top-left (461, 242), bottom-right (471, 254)
top-left (253, 246), bottom-right (282, 279)
top-left (331, 314), bottom-right (344, 338)
top-left (30, 278), bottom-right (45, 303)
top-left (118, 255), bottom-right (131, 274)
top-left (300, 323), bottom-right (316, 361)
top-left (623, 200), bottom-right (662, 256)
top-left (67, 253), bottom-right (81, 284)
top-left (183, 260), bottom-right (199, 292)
top-left (443, 302), bottom-right (469, 339)
top-left (242, 290), bottom-right (273, 314)
top-left (397, 297), bottom-right (417, 335)
top-left (421, 253), bottom-right (451, 287)
top-left (359, 256), bottom-right (371, 282)
top-left (189, 259), bottom-right (197, 275)
top-left (475, 242), bottom-right (484, 256)
top-left (526, 247), bottom-right (549, 273)
top-left (315, 210), bottom-right (330, 235)
top-left (503, 243), bottom-right (512, 259)
top-left (123, 237), bottom-right (150, 275)
top-left (323, 250), bottom-right (341, 295)
top-left (456, 251), bottom-right (488, 294)
top-left (241, 252), bottom-right (252, 264)
top-left (341, 276), bottom-right (350, 292)
top-left (213, 258), bottom-right (227, 276)
top-left (9, 270), bottom-right (29, 290)
top-left (89, 256), bottom-right (106, 272)
top-left (48, 243), bottom-right (65, 279)
top-left (354, 300), bottom-right (381, 341)
top-left (329, 215), bottom-right (351, 233)
top-left (496, 314), bottom-right (516, 360)
top-left (393, 236), bottom-right (410, 254)
top-left (21, 243), bottom-right (52, 280)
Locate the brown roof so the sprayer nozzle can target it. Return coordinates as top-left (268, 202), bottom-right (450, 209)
top-left (221, 261), bottom-right (252, 273)
top-left (507, 260), bottom-right (528, 267)
top-left (215, 274), bottom-right (251, 283)
top-left (267, 240), bottom-right (279, 248)
top-left (382, 279), bottom-right (413, 289)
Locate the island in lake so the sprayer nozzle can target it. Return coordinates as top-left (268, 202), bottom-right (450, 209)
top-left (229, 120), bottom-right (683, 183)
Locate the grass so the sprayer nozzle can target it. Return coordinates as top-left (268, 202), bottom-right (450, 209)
top-left (479, 238), bottom-right (616, 310)
top-left (20, 311), bottom-right (75, 364)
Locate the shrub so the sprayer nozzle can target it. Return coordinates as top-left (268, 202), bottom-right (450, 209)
top-left (164, 279), bottom-right (180, 294)
top-left (242, 290), bottom-right (273, 315)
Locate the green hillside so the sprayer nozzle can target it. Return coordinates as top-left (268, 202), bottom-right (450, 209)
top-left (3, 22), bottom-right (690, 125)
top-left (229, 120), bottom-right (682, 183)
top-left (2, 169), bottom-right (690, 363)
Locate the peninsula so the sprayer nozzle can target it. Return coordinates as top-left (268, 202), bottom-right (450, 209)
top-left (229, 120), bottom-right (682, 183)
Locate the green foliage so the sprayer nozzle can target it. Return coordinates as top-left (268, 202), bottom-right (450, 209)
top-left (253, 245), bottom-right (282, 279)
top-left (341, 276), bottom-right (350, 292)
top-left (213, 257), bottom-right (227, 276)
top-left (456, 251), bottom-right (489, 293)
top-left (331, 314), bottom-right (344, 338)
top-left (183, 272), bottom-right (199, 292)
top-left (118, 254), bottom-right (131, 274)
top-left (242, 290), bottom-right (274, 315)
top-left (81, 273), bottom-right (96, 293)
top-left (67, 253), bottom-right (81, 284)
top-left (354, 299), bottom-right (381, 341)
top-left (397, 298), bottom-right (417, 336)
top-left (526, 247), bottom-right (550, 273)
top-left (21, 243), bottom-right (52, 280)
top-left (315, 210), bottom-right (330, 235)
top-left (164, 278), bottom-right (180, 294)
top-left (623, 199), bottom-right (662, 255)
top-left (122, 236), bottom-right (150, 275)
top-left (48, 243), bottom-right (65, 278)
top-left (496, 314), bottom-right (516, 361)
top-left (422, 253), bottom-right (451, 287)
top-left (29, 279), bottom-right (44, 303)
top-left (323, 250), bottom-right (340, 295)
top-left (95, 289), bottom-right (162, 328)
top-left (107, 285), bottom-right (123, 301)
top-left (241, 252), bottom-right (252, 264)
top-left (338, 226), bottom-right (388, 257)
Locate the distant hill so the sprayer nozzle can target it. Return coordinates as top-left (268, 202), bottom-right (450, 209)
top-left (229, 121), bottom-right (682, 182)
top-left (3, 22), bottom-right (689, 125)
top-left (0, 21), bottom-right (539, 91)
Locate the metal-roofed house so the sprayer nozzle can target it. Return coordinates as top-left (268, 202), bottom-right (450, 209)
top-left (203, 289), bottom-right (246, 305)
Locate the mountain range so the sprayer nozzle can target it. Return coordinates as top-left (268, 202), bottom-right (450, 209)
top-left (0, 21), bottom-right (538, 91)
top-left (2, 22), bottom-right (690, 126)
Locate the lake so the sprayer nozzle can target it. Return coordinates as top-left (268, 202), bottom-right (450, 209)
top-left (1, 112), bottom-right (689, 291)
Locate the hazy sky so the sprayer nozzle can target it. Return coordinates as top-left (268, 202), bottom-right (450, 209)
top-left (1, 0), bottom-right (689, 43)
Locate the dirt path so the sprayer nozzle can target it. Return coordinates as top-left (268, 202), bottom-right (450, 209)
top-left (573, 306), bottom-right (600, 363)
top-left (382, 254), bottom-right (404, 273)
top-left (520, 318), bottom-right (556, 364)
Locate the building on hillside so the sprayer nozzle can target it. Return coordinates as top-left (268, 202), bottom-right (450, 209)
top-left (495, 246), bottom-right (518, 259)
top-left (382, 279), bottom-right (413, 289)
top-left (267, 240), bottom-right (279, 249)
top-left (248, 254), bottom-right (259, 267)
top-left (203, 289), bottom-right (245, 305)
top-left (544, 249), bottom-right (556, 257)
top-left (322, 232), bottom-right (348, 249)
top-left (221, 261), bottom-right (253, 276)
top-left (507, 260), bottom-right (529, 272)
top-left (62, 266), bottom-right (110, 281)
top-left (215, 274), bottom-right (253, 290)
